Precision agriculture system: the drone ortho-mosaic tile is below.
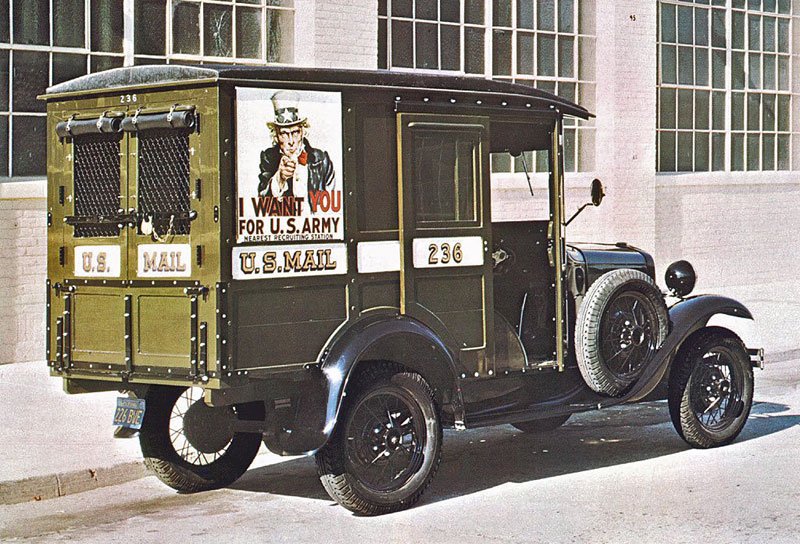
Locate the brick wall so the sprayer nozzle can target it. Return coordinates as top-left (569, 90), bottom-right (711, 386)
top-left (0, 182), bottom-right (46, 364)
top-left (312, 0), bottom-right (377, 69)
top-left (654, 175), bottom-right (800, 291)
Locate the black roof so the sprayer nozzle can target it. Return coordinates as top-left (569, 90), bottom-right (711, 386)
top-left (45, 65), bottom-right (592, 120)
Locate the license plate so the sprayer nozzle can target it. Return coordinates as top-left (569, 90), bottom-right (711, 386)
top-left (113, 397), bottom-right (146, 429)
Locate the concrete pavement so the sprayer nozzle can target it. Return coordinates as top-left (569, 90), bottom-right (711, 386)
top-left (0, 362), bottom-right (147, 504)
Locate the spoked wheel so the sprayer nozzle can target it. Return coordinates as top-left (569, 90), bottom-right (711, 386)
top-left (316, 365), bottom-right (442, 516)
top-left (512, 414), bottom-right (570, 434)
top-left (139, 385), bottom-right (264, 492)
top-left (669, 330), bottom-right (754, 448)
top-left (576, 269), bottom-right (669, 396)
top-left (600, 291), bottom-right (661, 383)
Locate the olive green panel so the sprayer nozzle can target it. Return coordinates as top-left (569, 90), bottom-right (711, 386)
top-left (45, 82), bottom-right (222, 383)
top-left (360, 280), bottom-right (400, 310)
top-left (414, 275), bottom-right (483, 312)
top-left (415, 275), bottom-right (485, 347)
top-left (232, 283), bottom-right (347, 368)
top-left (71, 293), bottom-right (125, 363)
top-left (136, 295), bottom-right (191, 361)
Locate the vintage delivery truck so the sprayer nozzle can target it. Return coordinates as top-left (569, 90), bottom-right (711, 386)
top-left (43, 66), bottom-right (763, 515)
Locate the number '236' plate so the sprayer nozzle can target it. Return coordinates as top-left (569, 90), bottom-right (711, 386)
top-left (113, 397), bottom-right (146, 429)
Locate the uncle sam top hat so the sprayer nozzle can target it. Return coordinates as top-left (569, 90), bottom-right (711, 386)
top-left (268, 90), bottom-right (307, 127)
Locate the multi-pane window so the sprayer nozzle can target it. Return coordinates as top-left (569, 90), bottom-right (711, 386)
top-left (0, 1), bottom-right (295, 179)
top-left (657, 0), bottom-right (799, 172)
top-left (136, 1), bottom-right (294, 65)
top-left (0, 0), bottom-right (124, 177)
top-left (379, 0), bottom-right (597, 173)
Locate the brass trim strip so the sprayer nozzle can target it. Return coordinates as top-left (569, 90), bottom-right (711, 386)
top-left (551, 118), bottom-right (566, 372)
top-left (63, 294), bottom-right (72, 371)
top-left (190, 296), bottom-right (199, 378)
top-left (124, 295), bottom-right (133, 376)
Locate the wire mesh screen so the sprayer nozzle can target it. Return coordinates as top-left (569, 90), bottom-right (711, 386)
top-left (137, 128), bottom-right (192, 236)
top-left (73, 133), bottom-right (123, 237)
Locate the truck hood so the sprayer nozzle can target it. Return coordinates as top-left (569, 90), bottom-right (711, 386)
top-left (567, 242), bottom-right (656, 287)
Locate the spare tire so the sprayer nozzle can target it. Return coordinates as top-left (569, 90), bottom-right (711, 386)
top-left (575, 269), bottom-right (669, 396)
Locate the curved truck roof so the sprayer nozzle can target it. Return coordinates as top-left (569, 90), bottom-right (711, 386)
top-left (44, 65), bottom-right (593, 120)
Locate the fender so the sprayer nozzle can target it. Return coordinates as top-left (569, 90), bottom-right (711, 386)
top-left (616, 295), bottom-right (754, 405)
top-left (262, 309), bottom-right (463, 455)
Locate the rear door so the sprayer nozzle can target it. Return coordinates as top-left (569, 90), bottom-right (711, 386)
top-left (62, 107), bottom-right (130, 367)
top-left (397, 114), bottom-right (494, 375)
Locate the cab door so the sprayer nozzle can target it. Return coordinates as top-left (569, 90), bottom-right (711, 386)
top-left (397, 114), bottom-right (493, 375)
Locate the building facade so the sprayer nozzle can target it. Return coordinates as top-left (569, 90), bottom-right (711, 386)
top-left (1, 0), bottom-right (798, 363)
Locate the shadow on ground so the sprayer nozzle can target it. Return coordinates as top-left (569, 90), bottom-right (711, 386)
top-left (231, 399), bottom-right (799, 506)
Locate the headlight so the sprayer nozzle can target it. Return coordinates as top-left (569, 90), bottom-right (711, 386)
top-left (665, 260), bottom-right (696, 297)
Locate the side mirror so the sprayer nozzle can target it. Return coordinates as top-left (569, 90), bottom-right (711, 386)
top-left (590, 178), bottom-right (605, 207)
top-left (565, 178), bottom-right (606, 227)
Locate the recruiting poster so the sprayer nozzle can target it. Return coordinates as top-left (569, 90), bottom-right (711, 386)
top-left (235, 87), bottom-right (344, 243)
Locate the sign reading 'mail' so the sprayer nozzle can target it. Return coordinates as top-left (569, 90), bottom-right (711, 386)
top-left (138, 244), bottom-right (192, 277)
top-left (412, 236), bottom-right (484, 269)
top-left (74, 245), bottom-right (121, 277)
top-left (233, 243), bottom-right (347, 280)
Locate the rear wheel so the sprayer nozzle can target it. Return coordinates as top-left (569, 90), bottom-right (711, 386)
top-left (512, 414), bottom-right (570, 434)
top-left (316, 365), bottom-right (442, 515)
top-left (668, 330), bottom-right (754, 448)
top-left (139, 386), bottom-right (264, 492)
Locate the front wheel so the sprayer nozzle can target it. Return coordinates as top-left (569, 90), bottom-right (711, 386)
top-left (316, 365), bottom-right (442, 515)
top-left (668, 330), bottom-right (754, 449)
top-left (139, 386), bottom-right (264, 492)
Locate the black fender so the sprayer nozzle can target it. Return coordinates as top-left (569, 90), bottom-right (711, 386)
top-left (262, 309), bottom-right (463, 455)
top-left (616, 295), bottom-right (754, 405)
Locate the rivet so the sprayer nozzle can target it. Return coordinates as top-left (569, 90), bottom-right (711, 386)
top-left (474, 372), bottom-right (479, 378)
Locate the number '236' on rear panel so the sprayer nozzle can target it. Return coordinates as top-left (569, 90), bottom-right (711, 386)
top-left (412, 236), bottom-right (484, 269)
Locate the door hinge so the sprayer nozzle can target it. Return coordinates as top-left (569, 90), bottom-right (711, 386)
top-left (58, 246), bottom-right (65, 266)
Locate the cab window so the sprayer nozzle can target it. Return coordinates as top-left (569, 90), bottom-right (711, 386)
top-left (411, 129), bottom-right (479, 225)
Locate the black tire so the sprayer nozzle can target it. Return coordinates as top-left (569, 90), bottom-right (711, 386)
top-left (139, 385), bottom-right (264, 493)
top-left (668, 330), bottom-right (754, 449)
top-left (512, 414), bottom-right (571, 433)
top-left (315, 364), bottom-right (442, 516)
top-left (575, 269), bottom-right (669, 396)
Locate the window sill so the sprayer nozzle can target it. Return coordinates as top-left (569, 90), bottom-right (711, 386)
top-left (0, 177), bottom-right (47, 199)
top-left (656, 171), bottom-right (800, 188)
